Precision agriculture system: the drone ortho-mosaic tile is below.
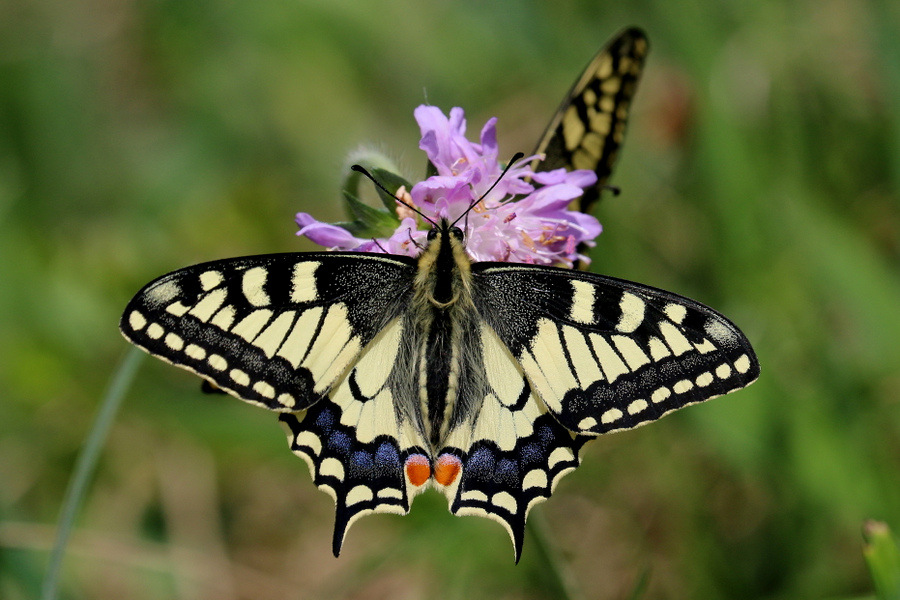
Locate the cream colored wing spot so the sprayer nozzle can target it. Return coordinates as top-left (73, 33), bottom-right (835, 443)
top-left (611, 335), bottom-right (650, 371)
top-left (319, 457), bottom-right (345, 481)
top-left (146, 323), bottom-right (164, 340)
top-left (647, 336), bottom-right (671, 361)
top-left (291, 261), bottom-right (320, 304)
top-left (673, 379), bottom-right (693, 394)
top-left (276, 306), bottom-right (324, 368)
top-left (252, 381), bottom-right (276, 399)
top-left (562, 106), bottom-right (586, 151)
top-left (128, 310), bottom-right (146, 331)
top-left (242, 266), bottom-right (270, 307)
top-left (252, 310), bottom-right (296, 358)
top-left (231, 309), bottom-right (274, 342)
top-left (462, 490), bottom-right (489, 503)
top-left (346, 485), bottom-right (374, 507)
top-left (378, 488), bottom-right (404, 500)
top-left (547, 447), bottom-right (575, 469)
top-left (735, 354), bottom-right (751, 374)
top-left (229, 368), bottom-right (251, 387)
top-left (199, 270), bottom-right (223, 291)
top-left (294, 430), bottom-right (322, 455)
top-left (651, 386), bottom-right (671, 403)
top-left (207, 354), bottom-right (227, 371)
top-left (627, 399), bottom-right (648, 414)
top-left (693, 338), bottom-right (717, 354)
top-left (185, 344), bottom-right (206, 361)
top-left (577, 417), bottom-right (597, 430)
top-left (616, 293), bottom-right (646, 333)
top-left (481, 324), bottom-right (528, 408)
top-left (164, 332), bottom-right (184, 351)
top-left (659, 322), bottom-right (693, 356)
top-left (492, 492), bottom-right (518, 514)
top-left (562, 326), bottom-right (603, 387)
top-left (277, 393), bottom-right (296, 408)
top-left (523, 469), bottom-right (548, 490)
top-left (696, 372), bottom-right (714, 387)
top-left (588, 333), bottom-right (629, 382)
top-left (165, 301), bottom-right (190, 317)
top-left (188, 288), bottom-right (227, 322)
top-left (210, 305), bottom-right (236, 330)
top-left (568, 279), bottom-right (596, 324)
top-left (663, 303), bottom-right (687, 324)
top-left (601, 408), bottom-right (623, 424)
top-left (715, 363), bottom-right (732, 379)
top-left (529, 319), bottom-right (578, 399)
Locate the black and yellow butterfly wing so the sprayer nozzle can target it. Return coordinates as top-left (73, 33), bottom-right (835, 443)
top-left (532, 27), bottom-right (649, 213)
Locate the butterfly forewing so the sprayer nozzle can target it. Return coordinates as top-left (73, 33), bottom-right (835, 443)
top-left (120, 253), bottom-right (416, 410)
top-left (471, 264), bottom-right (759, 435)
top-left (532, 27), bottom-right (648, 213)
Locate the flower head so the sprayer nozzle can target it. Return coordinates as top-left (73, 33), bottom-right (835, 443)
top-left (296, 105), bottom-right (601, 267)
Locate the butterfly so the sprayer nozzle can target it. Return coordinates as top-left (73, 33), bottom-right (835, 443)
top-left (120, 27), bottom-right (759, 562)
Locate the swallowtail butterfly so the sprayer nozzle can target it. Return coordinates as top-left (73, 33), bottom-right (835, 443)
top-left (121, 28), bottom-right (759, 561)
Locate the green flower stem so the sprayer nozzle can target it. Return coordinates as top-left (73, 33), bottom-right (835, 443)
top-left (40, 347), bottom-right (145, 600)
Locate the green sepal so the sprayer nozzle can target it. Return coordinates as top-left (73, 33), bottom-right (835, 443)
top-left (335, 189), bottom-right (401, 239)
top-left (425, 158), bottom-right (438, 179)
top-left (863, 520), bottom-right (900, 600)
top-left (369, 168), bottom-right (414, 212)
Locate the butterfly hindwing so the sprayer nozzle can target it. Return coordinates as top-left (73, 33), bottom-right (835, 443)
top-left (120, 252), bottom-right (416, 411)
top-left (471, 263), bottom-right (760, 435)
top-left (437, 321), bottom-right (588, 560)
top-left (532, 27), bottom-right (649, 213)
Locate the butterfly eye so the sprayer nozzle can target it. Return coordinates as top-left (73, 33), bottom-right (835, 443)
top-left (426, 228), bottom-right (438, 241)
top-left (449, 226), bottom-right (464, 240)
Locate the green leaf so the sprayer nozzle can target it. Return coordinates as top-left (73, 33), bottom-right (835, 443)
top-left (336, 189), bottom-right (401, 238)
top-left (369, 167), bottom-right (414, 211)
top-left (863, 521), bottom-right (900, 600)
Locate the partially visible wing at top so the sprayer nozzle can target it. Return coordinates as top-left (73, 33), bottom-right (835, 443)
top-left (471, 263), bottom-right (759, 436)
top-left (120, 252), bottom-right (416, 411)
top-left (532, 27), bottom-right (649, 213)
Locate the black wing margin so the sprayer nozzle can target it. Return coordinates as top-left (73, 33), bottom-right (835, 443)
top-left (120, 252), bottom-right (416, 411)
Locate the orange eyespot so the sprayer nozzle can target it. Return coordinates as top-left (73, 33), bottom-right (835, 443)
top-left (434, 454), bottom-right (462, 486)
top-left (405, 454), bottom-right (431, 487)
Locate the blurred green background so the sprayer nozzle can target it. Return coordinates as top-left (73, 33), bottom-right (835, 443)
top-left (2, 0), bottom-right (900, 598)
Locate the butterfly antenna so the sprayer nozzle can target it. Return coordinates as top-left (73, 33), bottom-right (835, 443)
top-left (451, 152), bottom-right (525, 227)
top-left (350, 165), bottom-right (437, 227)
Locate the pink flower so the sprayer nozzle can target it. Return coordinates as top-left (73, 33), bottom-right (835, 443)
top-left (296, 106), bottom-right (600, 266)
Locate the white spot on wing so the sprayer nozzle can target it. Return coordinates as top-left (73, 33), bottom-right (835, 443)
top-left (277, 393), bottom-right (296, 408)
top-left (253, 311), bottom-right (296, 358)
top-left (611, 335), bottom-right (650, 370)
top-left (188, 288), bottom-right (227, 322)
top-left (492, 492), bottom-right (517, 514)
top-left (568, 280), bottom-right (596, 324)
top-left (647, 336), bottom-right (671, 361)
top-left (185, 344), bottom-right (206, 360)
top-left (577, 417), bottom-right (597, 430)
top-left (231, 309), bottom-right (274, 342)
top-left (164, 332), bottom-right (184, 351)
top-left (696, 372), bottom-right (714, 387)
top-left (664, 303), bottom-right (687, 324)
top-left (563, 327), bottom-right (603, 387)
top-left (627, 399), bottom-right (648, 414)
top-left (547, 447), bottom-right (574, 468)
top-left (715, 363), bottom-right (732, 379)
top-left (166, 301), bottom-right (190, 317)
top-left (651, 387), bottom-right (671, 403)
top-left (294, 430), bottom-right (321, 455)
top-left (146, 323), bottom-right (164, 339)
top-left (346, 485), bottom-right (374, 506)
top-left (291, 262), bottom-right (320, 304)
top-left (146, 281), bottom-right (180, 306)
top-left (252, 381), bottom-right (276, 399)
top-left (659, 322), bottom-right (693, 356)
top-left (673, 379), bottom-right (693, 394)
top-left (200, 270), bottom-right (223, 291)
top-left (616, 292), bottom-right (645, 333)
top-left (242, 267), bottom-right (270, 307)
top-left (129, 311), bottom-right (146, 331)
top-left (230, 369), bottom-right (250, 387)
top-left (734, 354), bottom-right (751, 373)
top-left (705, 318), bottom-right (736, 344)
top-left (320, 457), bottom-right (345, 481)
top-left (601, 408), bottom-right (623, 424)
top-left (208, 354), bottom-right (227, 371)
top-left (588, 334), bottom-right (629, 382)
top-left (461, 490), bottom-right (489, 503)
top-left (523, 469), bottom-right (548, 490)
top-left (210, 305), bottom-right (236, 330)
